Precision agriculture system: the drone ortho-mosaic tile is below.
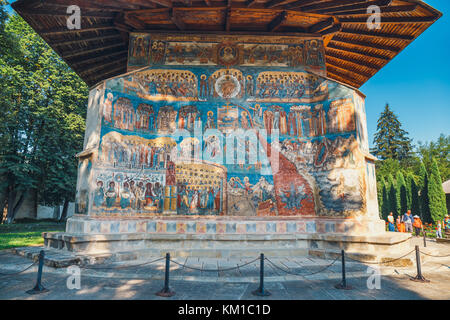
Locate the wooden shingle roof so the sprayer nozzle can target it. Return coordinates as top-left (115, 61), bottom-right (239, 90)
top-left (12, 0), bottom-right (442, 88)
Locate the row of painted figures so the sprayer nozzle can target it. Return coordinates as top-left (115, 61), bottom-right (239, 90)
top-left (93, 180), bottom-right (222, 213)
top-left (102, 92), bottom-right (355, 137)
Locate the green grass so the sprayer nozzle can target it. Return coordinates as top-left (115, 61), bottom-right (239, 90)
top-left (0, 221), bottom-right (65, 250)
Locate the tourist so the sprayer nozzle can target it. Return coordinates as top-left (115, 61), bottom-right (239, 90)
top-left (413, 215), bottom-right (423, 236)
top-left (402, 210), bottom-right (414, 233)
top-left (396, 217), bottom-right (405, 233)
top-left (436, 221), bottom-right (443, 239)
top-left (444, 215), bottom-right (450, 232)
top-left (387, 213), bottom-right (395, 232)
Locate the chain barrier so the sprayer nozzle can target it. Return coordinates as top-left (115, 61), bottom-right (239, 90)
top-left (418, 251), bottom-right (450, 258)
top-left (343, 249), bottom-right (416, 265)
top-left (0, 261), bottom-right (37, 276)
top-left (264, 256), bottom-right (340, 277)
top-left (78, 257), bottom-right (166, 270)
top-left (169, 257), bottom-right (260, 272)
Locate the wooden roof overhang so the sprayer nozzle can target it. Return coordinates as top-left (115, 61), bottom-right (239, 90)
top-left (12, 0), bottom-right (441, 88)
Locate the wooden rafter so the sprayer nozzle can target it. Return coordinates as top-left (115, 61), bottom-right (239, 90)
top-left (340, 28), bottom-right (414, 41)
top-left (40, 24), bottom-right (115, 36)
top-left (53, 33), bottom-right (123, 47)
top-left (80, 57), bottom-right (128, 76)
top-left (308, 17), bottom-right (334, 33)
top-left (340, 16), bottom-right (436, 24)
top-left (170, 8), bottom-right (186, 30)
top-left (69, 49), bottom-right (128, 66)
top-left (331, 36), bottom-right (401, 52)
top-left (314, 0), bottom-right (392, 14)
top-left (63, 42), bottom-right (125, 59)
top-left (268, 10), bottom-right (287, 32)
top-left (325, 50), bottom-right (381, 70)
top-left (326, 42), bottom-right (391, 61)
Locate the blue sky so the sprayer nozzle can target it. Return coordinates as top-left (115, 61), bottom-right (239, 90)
top-left (361, 0), bottom-right (449, 147)
top-left (6, 1), bottom-right (449, 147)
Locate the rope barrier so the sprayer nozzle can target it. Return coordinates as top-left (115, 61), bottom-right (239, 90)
top-left (169, 257), bottom-right (260, 272)
top-left (0, 261), bottom-right (37, 276)
top-left (264, 256), bottom-right (340, 277)
top-left (344, 249), bottom-right (416, 265)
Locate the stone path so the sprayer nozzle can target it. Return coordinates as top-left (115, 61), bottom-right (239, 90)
top-left (0, 237), bottom-right (449, 300)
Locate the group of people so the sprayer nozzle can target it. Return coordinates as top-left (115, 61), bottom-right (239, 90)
top-left (387, 211), bottom-right (450, 238)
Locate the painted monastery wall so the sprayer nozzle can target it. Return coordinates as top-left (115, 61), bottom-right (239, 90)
top-left (74, 33), bottom-right (379, 222)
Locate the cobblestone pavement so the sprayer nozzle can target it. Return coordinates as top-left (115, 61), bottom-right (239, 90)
top-left (0, 238), bottom-right (449, 300)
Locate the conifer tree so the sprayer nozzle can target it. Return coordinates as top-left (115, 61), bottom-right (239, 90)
top-left (428, 158), bottom-right (447, 223)
top-left (387, 174), bottom-right (398, 218)
top-left (372, 104), bottom-right (413, 161)
top-left (418, 162), bottom-right (432, 223)
top-left (380, 177), bottom-right (390, 221)
top-left (407, 173), bottom-right (421, 217)
top-left (397, 171), bottom-right (408, 215)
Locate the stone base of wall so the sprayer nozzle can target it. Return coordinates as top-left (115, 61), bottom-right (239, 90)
top-left (42, 215), bottom-right (411, 262)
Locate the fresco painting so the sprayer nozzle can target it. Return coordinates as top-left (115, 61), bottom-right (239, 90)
top-left (75, 33), bottom-right (377, 219)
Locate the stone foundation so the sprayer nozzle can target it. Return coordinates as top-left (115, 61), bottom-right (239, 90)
top-left (43, 215), bottom-right (411, 262)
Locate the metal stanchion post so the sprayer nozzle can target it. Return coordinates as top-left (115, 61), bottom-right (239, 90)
top-left (252, 253), bottom-right (271, 296)
top-left (26, 250), bottom-right (48, 295)
top-left (410, 245), bottom-right (430, 283)
top-left (335, 250), bottom-right (352, 290)
top-left (156, 253), bottom-right (175, 297)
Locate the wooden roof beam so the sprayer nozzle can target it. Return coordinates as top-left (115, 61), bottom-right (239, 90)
top-left (326, 65), bottom-right (365, 86)
top-left (314, 0), bottom-right (392, 14)
top-left (141, 0), bottom-right (172, 8)
top-left (331, 36), bottom-right (401, 52)
top-left (40, 24), bottom-right (115, 36)
top-left (326, 59), bottom-right (373, 78)
top-left (170, 8), bottom-right (186, 30)
top-left (125, 0), bottom-right (158, 8)
top-left (52, 33), bottom-right (123, 47)
top-left (18, 8), bottom-right (115, 18)
top-left (326, 42), bottom-right (391, 61)
top-left (332, 4), bottom-right (417, 16)
top-left (340, 28), bottom-right (414, 41)
top-left (85, 65), bottom-right (127, 85)
top-left (327, 69), bottom-right (361, 88)
top-left (268, 10), bottom-right (287, 32)
top-left (340, 16), bottom-right (437, 24)
top-left (308, 17), bottom-right (334, 33)
top-left (282, 0), bottom-right (317, 10)
top-left (69, 49), bottom-right (128, 66)
top-left (225, 0), bottom-right (232, 32)
top-left (325, 50), bottom-right (381, 70)
top-left (80, 57), bottom-right (128, 76)
top-left (319, 23), bottom-right (342, 36)
top-left (63, 42), bottom-right (125, 59)
top-left (290, 0), bottom-right (372, 11)
top-left (246, 0), bottom-right (259, 8)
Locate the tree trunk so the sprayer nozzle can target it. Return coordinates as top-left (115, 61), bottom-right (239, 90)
top-left (6, 190), bottom-right (26, 224)
top-left (59, 199), bottom-right (70, 222)
top-left (6, 189), bottom-right (16, 224)
top-left (0, 198), bottom-right (6, 223)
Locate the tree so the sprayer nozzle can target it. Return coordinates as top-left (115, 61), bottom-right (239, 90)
top-left (0, 11), bottom-right (88, 223)
top-left (387, 174), bottom-right (398, 218)
top-left (372, 104), bottom-right (413, 161)
top-left (379, 177), bottom-right (390, 221)
top-left (407, 173), bottom-right (421, 217)
top-left (417, 134), bottom-right (450, 183)
top-left (428, 158), bottom-right (447, 223)
top-left (418, 161), bottom-right (432, 223)
top-left (396, 171), bottom-right (408, 215)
